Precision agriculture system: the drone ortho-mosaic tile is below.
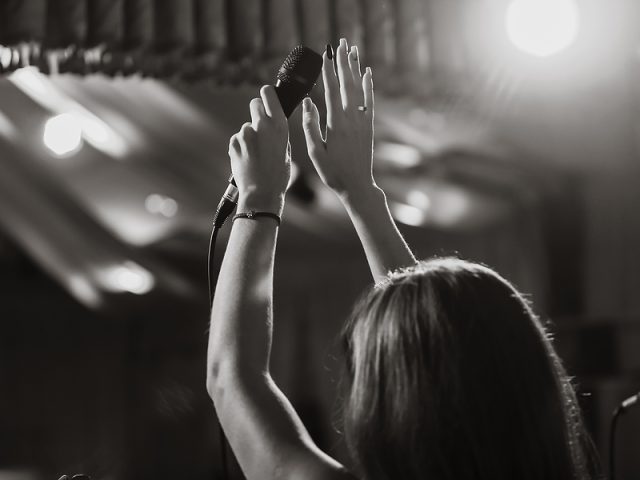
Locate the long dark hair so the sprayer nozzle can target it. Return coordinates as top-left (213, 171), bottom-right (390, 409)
top-left (341, 258), bottom-right (595, 480)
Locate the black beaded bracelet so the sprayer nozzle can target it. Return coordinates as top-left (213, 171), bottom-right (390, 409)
top-left (232, 210), bottom-right (281, 226)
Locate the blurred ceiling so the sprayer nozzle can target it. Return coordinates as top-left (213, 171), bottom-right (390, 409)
top-left (0, 0), bottom-right (638, 311)
top-left (0, 67), bottom-right (532, 310)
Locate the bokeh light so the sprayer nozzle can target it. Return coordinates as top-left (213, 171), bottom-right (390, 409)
top-left (104, 261), bottom-right (155, 295)
top-left (506, 0), bottom-right (580, 57)
top-left (145, 193), bottom-right (179, 218)
top-left (390, 202), bottom-right (426, 227)
top-left (43, 113), bottom-right (83, 156)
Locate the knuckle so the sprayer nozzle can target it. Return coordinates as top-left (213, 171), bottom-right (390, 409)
top-left (343, 109), bottom-right (357, 122)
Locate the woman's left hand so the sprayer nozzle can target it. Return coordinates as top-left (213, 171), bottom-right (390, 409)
top-left (229, 85), bottom-right (290, 216)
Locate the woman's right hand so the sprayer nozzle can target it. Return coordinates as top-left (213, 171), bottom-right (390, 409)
top-left (302, 38), bottom-right (376, 201)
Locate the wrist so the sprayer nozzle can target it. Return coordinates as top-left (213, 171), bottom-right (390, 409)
top-left (339, 183), bottom-right (386, 211)
top-left (237, 191), bottom-right (285, 217)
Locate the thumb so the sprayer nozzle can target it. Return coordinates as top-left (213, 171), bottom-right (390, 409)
top-left (302, 97), bottom-right (325, 159)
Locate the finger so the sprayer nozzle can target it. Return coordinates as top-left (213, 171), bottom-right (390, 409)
top-left (229, 134), bottom-right (241, 155)
top-left (348, 45), bottom-right (362, 84)
top-left (239, 122), bottom-right (254, 156)
top-left (239, 122), bottom-right (254, 137)
top-left (363, 67), bottom-right (374, 118)
top-left (322, 48), bottom-right (340, 127)
top-left (260, 84), bottom-right (286, 121)
top-left (249, 97), bottom-right (266, 129)
top-left (302, 97), bottom-right (325, 158)
top-left (336, 38), bottom-right (356, 109)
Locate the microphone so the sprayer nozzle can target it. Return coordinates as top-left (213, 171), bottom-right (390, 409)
top-left (213, 46), bottom-right (323, 228)
top-left (274, 45), bottom-right (324, 117)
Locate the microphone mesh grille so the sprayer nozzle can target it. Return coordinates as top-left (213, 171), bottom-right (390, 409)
top-left (277, 45), bottom-right (322, 85)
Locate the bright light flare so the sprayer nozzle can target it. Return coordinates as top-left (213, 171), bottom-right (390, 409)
top-left (43, 113), bottom-right (83, 156)
top-left (145, 193), bottom-right (179, 218)
top-left (375, 142), bottom-right (423, 168)
top-left (10, 68), bottom-right (128, 158)
top-left (103, 261), bottom-right (155, 295)
top-left (390, 202), bottom-right (426, 227)
top-left (67, 274), bottom-right (103, 308)
top-left (407, 190), bottom-right (431, 210)
top-left (506, 0), bottom-right (580, 57)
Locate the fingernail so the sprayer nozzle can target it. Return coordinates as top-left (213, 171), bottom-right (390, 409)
top-left (303, 97), bottom-right (311, 110)
top-left (350, 46), bottom-right (358, 59)
top-left (340, 38), bottom-right (347, 49)
top-left (326, 43), bottom-right (333, 60)
top-left (366, 66), bottom-right (372, 75)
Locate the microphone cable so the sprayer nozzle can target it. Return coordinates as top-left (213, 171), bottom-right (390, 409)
top-left (207, 176), bottom-right (238, 480)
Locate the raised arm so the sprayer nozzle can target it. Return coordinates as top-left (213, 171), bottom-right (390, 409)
top-left (302, 39), bottom-right (416, 282)
top-left (206, 86), bottom-right (352, 480)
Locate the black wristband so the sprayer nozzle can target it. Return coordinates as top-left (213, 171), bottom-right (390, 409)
top-left (232, 210), bottom-right (281, 226)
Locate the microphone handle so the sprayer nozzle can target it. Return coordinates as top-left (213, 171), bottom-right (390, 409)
top-left (275, 78), bottom-right (310, 118)
top-left (213, 174), bottom-right (239, 228)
